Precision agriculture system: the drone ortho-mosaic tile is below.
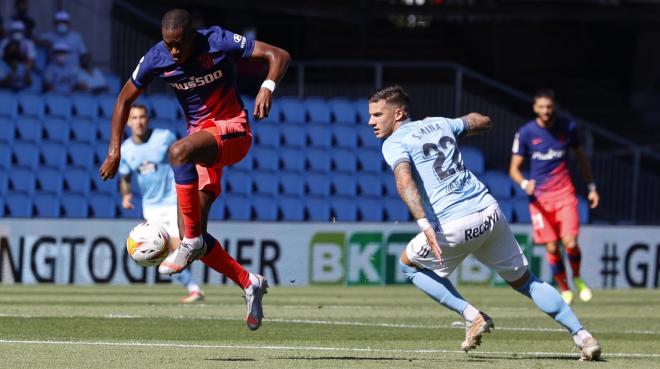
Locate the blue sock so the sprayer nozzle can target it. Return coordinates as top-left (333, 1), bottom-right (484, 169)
top-left (515, 273), bottom-right (583, 334)
top-left (400, 260), bottom-right (468, 317)
top-left (172, 268), bottom-right (193, 288)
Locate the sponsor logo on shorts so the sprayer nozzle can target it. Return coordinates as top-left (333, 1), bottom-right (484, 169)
top-left (169, 70), bottom-right (223, 90)
top-left (464, 209), bottom-right (499, 241)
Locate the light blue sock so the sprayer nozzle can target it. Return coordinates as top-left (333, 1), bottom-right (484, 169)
top-left (515, 273), bottom-right (583, 334)
top-left (172, 268), bottom-right (193, 288)
top-left (400, 260), bottom-right (469, 317)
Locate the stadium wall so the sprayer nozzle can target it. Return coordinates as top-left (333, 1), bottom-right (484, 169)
top-left (1, 220), bottom-right (659, 289)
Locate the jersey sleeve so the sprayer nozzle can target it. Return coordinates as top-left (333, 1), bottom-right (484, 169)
top-left (382, 136), bottom-right (411, 171)
top-left (208, 26), bottom-right (255, 58)
top-left (448, 117), bottom-right (469, 137)
top-left (130, 54), bottom-right (157, 89)
top-left (511, 129), bottom-right (527, 156)
top-left (118, 157), bottom-right (131, 177)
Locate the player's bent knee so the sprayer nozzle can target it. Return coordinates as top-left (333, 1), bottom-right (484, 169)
top-left (399, 259), bottom-right (417, 280)
top-left (168, 140), bottom-right (192, 165)
top-left (499, 265), bottom-right (528, 285)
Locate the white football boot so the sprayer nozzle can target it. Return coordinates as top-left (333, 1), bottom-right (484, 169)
top-left (461, 311), bottom-right (494, 352)
top-left (576, 336), bottom-right (602, 361)
top-left (244, 274), bottom-right (269, 331)
top-left (158, 236), bottom-right (207, 275)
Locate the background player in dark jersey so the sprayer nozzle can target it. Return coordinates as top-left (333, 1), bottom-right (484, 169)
top-left (99, 9), bottom-right (290, 330)
top-left (509, 89), bottom-right (600, 305)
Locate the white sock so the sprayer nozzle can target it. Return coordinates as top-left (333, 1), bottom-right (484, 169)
top-left (462, 305), bottom-right (479, 322)
top-left (572, 329), bottom-right (592, 345)
top-left (182, 236), bottom-right (204, 249)
top-left (187, 284), bottom-right (200, 294)
top-left (244, 273), bottom-right (260, 292)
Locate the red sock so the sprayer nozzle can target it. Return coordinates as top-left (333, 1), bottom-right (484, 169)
top-left (176, 183), bottom-right (201, 239)
top-left (201, 237), bottom-right (251, 288)
top-left (545, 251), bottom-right (570, 291)
top-left (565, 246), bottom-right (582, 278)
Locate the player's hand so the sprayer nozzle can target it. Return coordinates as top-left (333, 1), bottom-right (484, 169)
top-left (588, 189), bottom-right (600, 209)
top-left (122, 194), bottom-right (134, 209)
top-left (253, 87), bottom-right (273, 120)
top-left (524, 179), bottom-right (536, 196)
top-left (99, 153), bottom-right (120, 180)
top-left (423, 227), bottom-right (444, 265)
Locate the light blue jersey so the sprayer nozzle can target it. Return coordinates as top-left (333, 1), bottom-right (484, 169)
top-left (382, 117), bottom-right (496, 223)
top-left (119, 128), bottom-right (177, 208)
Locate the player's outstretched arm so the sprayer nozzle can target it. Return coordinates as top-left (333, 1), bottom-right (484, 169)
top-left (573, 146), bottom-right (600, 208)
top-left (99, 81), bottom-right (143, 180)
top-left (250, 41), bottom-right (291, 120)
top-left (462, 112), bottom-right (492, 136)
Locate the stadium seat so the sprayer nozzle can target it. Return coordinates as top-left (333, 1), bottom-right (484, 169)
top-left (482, 170), bottom-right (513, 199)
top-left (253, 171), bottom-right (279, 195)
top-left (0, 118), bottom-right (16, 144)
top-left (332, 173), bottom-right (357, 196)
top-left (253, 124), bottom-right (280, 148)
top-left (94, 142), bottom-right (109, 165)
top-left (6, 191), bottom-right (33, 217)
top-left (224, 194), bottom-right (251, 220)
top-left (242, 97), bottom-right (255, 121)
top-left (498, 199), bottom-right (514, 220)
top-left (229, 149), bottom-right (254, 172)
top-left (37, 168), bottom-right (63, 195)
top-left (307, 123), bottom-right (332, 148)
top-left (280, 172), bottom-right (304, 195)
top-left (89, 193), bottom-right (118, 218)
top-left (279, 97), bottom-right (306, 122)
top-left (384, 197), bottom-right (410, 222)
top-left (0, 197), bottom-right (4, 217)
top-left (328, 98), bottom-right (357, 124)
top-left (41, 141), bottom-right (68, 170)
top-left (10, 167), bottom-right (36, 195)
top-left (24, 72), bottom-right (43, 94)
top-left (13, 141), bottom-right (40, 169)
top-left (306, 172), bottom-right (331, 196)
top-left (332, 196), bottom-right (357, 222)
top-left (281, 122), bottom-right (306, 147)
top-left (208, 197), bottom-right (224, 220)
top-left (18, 94), bottom-right (45, 118)
top-left (105, 73), bottom-right (121, 95)
top-left (34, 193), bottom-right (61, 218)
top-left (307, 148), bottom-right (331, 173)
top-left (513, 198), bottom-right (531, 223)
top-left (353, 98), bottom-right (369, 123)
top-left (61, 193), bottom-right (89, 218)
top-left (253, 147), bottom-right (279, 171)
top-left (44, 94), bottom-right (72, 119)
top-left (578, 197), bottom-right (590, 224)
top-left (261, 102), bottom-right (282, 123)
top-left (65, 168), bottom-right (91, 195)
top-left (332, 125), bottom-right (358, 149)
top-left (357, 125), bottom-right (381, 149)
top-left (0, 93), bottom-right (18, 118)
top-left (72, 94), bottom-right (99, 119)
top-left (358, 173), bottom-right (383, 197)
top-left (97, 120), bottom-right (116, 142)
top-left (174, 121), bottom-right (189, 138)
top-left (280, 146), bottom-right (306, 172)
top-left (0, 143), bottom-right (10, 169)
top-left (306, 196), bottom-right (330, 221)
top-left (461, 146), bottom-right (485, 174)
top-left (332, 148), bottom-right (357, 173)
top-left (43, 117), bottom-right (71, 142)
top-left (358, 197), bottom-right (384, 221)
top-left (357, 149), bottom-right (383, 174)
top-left (149, 95), bottom-right (180, 120)
top-left (69, 143), bottom-right (95, 169)
top-left (305, 97), bottom-right (331, 123)
top-left (279, 196), bottom-right (304, 221)
top-left (15, 118), bottom-right (43, 143)
top-left (0, 170), bottom-right (7, 195)
top-left (92, 174), bottom-right (117, 195)
top-left (99, 94), bottom-right (117, 118)
top-left (70, 119), bottom-right (97, 143)
top-left (253, 194), bottom-right (278, 221)
top-left (226, 170), bottom-right (252, 195)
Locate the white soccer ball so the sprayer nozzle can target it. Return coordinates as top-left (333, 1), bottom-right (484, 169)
top-left (126, 222), bottom-right (170, 267)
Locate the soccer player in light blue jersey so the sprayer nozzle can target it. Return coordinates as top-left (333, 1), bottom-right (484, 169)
top-left (369, 85), bottom-right (600, 361)
top-left (119, 104), bottom-right (205, 303)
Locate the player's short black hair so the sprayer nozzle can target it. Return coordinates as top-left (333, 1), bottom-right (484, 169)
top-left (369, 85), bottom-right (409, 110)
top-left (161, 9), bottom-right (192, 31)
top-left (130, 103), bottom-right (149, 115)
top-left (534, 88), bottom-right (555, 103)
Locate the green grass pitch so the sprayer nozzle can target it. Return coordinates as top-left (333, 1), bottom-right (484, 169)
top-left (0, 284), bottom-right (659, 368)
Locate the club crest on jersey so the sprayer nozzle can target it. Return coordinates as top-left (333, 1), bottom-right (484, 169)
top-left (197, 54), bottom-right (214, 69)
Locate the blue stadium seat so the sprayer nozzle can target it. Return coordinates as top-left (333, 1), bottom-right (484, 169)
top-left (72, 94), bottom-right (99, 119)
top-left (174, 121), bottom-right (188, 139)
top-left (279, 196), bottom-right (304, 221)
top-left (10, 167), bottom-right (36, 195)
top-left (226, 170), bottom-right (252, 195)
top-left (24, 72), bottom-right (43, 94)
top-left (358, 197), bottom-right (384, 221)
top-left (253, 124), bottom-right (280, 148)
top-left (353, 98), bottom-right (369, 123)
top-left (92, 174), bottom-right (117, 195)
top-left (6, 191), bottom-right (33, 217)
top-left (149, 118), bottom-right (175, 132)
top-left (13, 141), bottom-right (39, 169)
top-left (70, 118), bottom-right (98, 143)
top-left (15, 118), bottom-right (43, 143)
top-left (37, 168), bottom-right (63, 195)
top-left (279, 97), bottom-right (306, 122)
top-left (149, 95), bottom-right (180, 120)
top-left (229, 149), bottom-right (253, 172)
top-left (384, 197), bottom-right (410, 222)
top-left (305, 97), bottom-right (331, 123)
top-left (34, 193), bottom-right (60, 218)
top-left (0, 170), bottom-right (7, 195)
top-left (332, 125), bottom-right (358, 149)
top-left (208, 197), bottom-right (225, 220)
top-left (0, 93), bottom-right (18, 118)
top-left (0, 118), bottom-right (16, 143)
top-left (358, 174), bottom-right (382, 197)
top-left (34, 45), bottom-right (48, 71)
top-left (332, 148), bottom-right (357, 173)
top-left (89, 193), bottom-right (117, 218)
top-left (224, 194), bottom-right (251, 220)
top-left (280, 172), bottom-right (304, 195)
top-left (281, 122), bottom-right (306, 147)
top-left (280, 146), bottom-right (306, 172)
top-left (357, 149), bottom-right (383, 174)
top-left (307, 148), bottom-right (331, 173)
top-left (41, 141), bottom-right (68, 170)
top-left (253, 147), bottom-right (279, 171)
top-left (329, 98), bottom-right (357, 124)
top-left (0, 143), bottom-right (10, 169)
top-left (97, 120), bottom-right (116, 142)
top-left (461, 146), bottom-right (485, 174)
top-left (513, 198), bottom-right (531, 223)
top-left (94, 142), bottom-right (109, 165)
top-left (306, 196), bottom-right (330, 221)
top-left (0, 197), bottom-right (4, 217)
top-left (358, 125), bottom-right (381, 149)
top-left (119, 194), bottom-right (142, 219)
top-left (253, 194), bottom-right (278, 221)
top-left (332, 173), bottom-right (357, 196)
top-left (105, 73), bottom-right (122, 95)
top-left (253, 171), bottom-right (279, 195)
top-left (18, 94), bottom-right (45, 118)
top-left (44, 94), bottom-right (72, 119)
top-left (307, 123), bottom-right (332, 148)
top-left (61, 193), bottom-right (89, 218)
top-left (306, 172), bottom-right (331, 196)
top-left (498, 199), bottom-right (514, 220)
top-left (482, 170), bottom-right (513, 199)
top-left (242, 97), bottom-right (255, 121)
top-left (43, 117), bottom-right (71, 142)
top-left (65, 168), bottom-right (91, 195)
top-left (69, 143), bottom-right (95, 169)
top-left (332, 196), bottom-right (357, 222)
top-left (578, 197), bottom-right (589, 224)
top-left (99, 94), bottom-right (117, 118)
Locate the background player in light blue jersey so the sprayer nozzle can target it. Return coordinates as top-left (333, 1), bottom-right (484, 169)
top-left (119, 104), bottom-right (204, 303)
top-left (369, 85), bottom-right (600, 361)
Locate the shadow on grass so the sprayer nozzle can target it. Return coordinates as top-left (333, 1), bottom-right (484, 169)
top-left (205, 358), bottom-right (257, 362)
